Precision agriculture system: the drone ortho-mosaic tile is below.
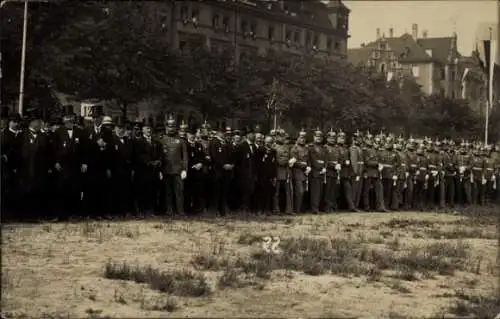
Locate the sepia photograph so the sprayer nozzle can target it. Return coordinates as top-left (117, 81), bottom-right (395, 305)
top-left (1, 0), bottom-right (500, 318)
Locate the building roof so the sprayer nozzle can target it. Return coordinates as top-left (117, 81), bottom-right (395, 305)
top-left (417, 37), bottom-right (454, 64)
top-left (348, 32), bottom-right (457, 65)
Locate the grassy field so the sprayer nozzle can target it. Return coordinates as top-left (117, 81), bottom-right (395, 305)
top-left (2, 210), bottom-right (500, 318)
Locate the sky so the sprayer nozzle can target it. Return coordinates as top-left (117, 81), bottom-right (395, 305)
top-left (344, 1), bottom-right (498, 56)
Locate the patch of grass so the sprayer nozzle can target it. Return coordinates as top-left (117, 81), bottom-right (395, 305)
top-left (237, 233), bottom-right (264, 245)
top-left (426, 227), bottom-right (495, 240)
top-left (191, 253), bottom-right (230, 271)
top-left (384, 219), bottom-right (435, 229)
top-left (445, 290), bottom-right (500, 318)
top-left (104, 261), bottom-right (211, 297)
top-left (217, 267), bottom-right (259, 289)
top-left (147, 296), bottom-right (179, 312)
top-left (386, 279), bottom-right (412, 294)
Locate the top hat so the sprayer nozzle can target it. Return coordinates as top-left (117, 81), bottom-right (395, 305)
top-left (91, 105), bottom-right (104, 118)
top-left (314, 127), bottom-right (323, 137)
top-left (166, 115), bottom-right (176, 127)
top-left (115, 116), bottom-right (128, 128)
top-left (8, 113), bottom-right (22, 123)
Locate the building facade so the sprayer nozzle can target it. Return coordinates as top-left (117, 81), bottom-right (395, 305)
top-left (348, 24), bottom-right (462, 98)
top-left (155, 0), bottom-right (350, 62)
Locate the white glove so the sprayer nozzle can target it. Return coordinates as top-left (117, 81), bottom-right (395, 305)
top-left (106, 169), bottom-right (112, 179)
top-left (345, 160), bottom-right (350, 165)
top-left (481, 177), bottom-right (487, 185)
top-left (425, 174), bottom-right (429, 180)
top-left (192, 163), bottom-right (203, 170)
top-left (181, 170), bottom-right (187, 180)
top-left (159, 172), bottom-right (163, 180)
top-left (355, 176), bottom-right (360, 182)
top-left (335, 163), bottom-right (341, 171)
top-left (459, 166), bottom-right (465, 174)
top-left (55, 163), bottom-right (62, 171)
top-left (317, 160), bottom-right (324, 164)
top-left (305, 167), bottom-right (311, 175)
top-left (431, 171), bottom-right (438, 177)
top-left (378, 163), bottom-right (384, 172)
top-left (405, 172), bottom-right (409, 178)
top-left (288, 157), bottom-right (297, 166)
top-left (81, 164), bottom-right (88, 173)
top-left (492, 175), bottom-right (496, 182)
top-left (416, 171), bottom-right (420, 176)
top-left (320, 168), bottom-right (326, 175)
top-left (392, 175), bottom-right (398, 181)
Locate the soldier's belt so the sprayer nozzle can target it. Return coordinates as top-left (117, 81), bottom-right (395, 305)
top-left (357, 161), bottom-right (364, 165)
top-left (419, 167), bottom-right (427, 171)
top-left (486, 168), bottom-right (494, 171)
top-left (428, 165), bottom-right (438, 169)
top-left (410, 164), bottom-right (418, 168)
top-left (401, 163), bottom-right (407, 166)
top-left (382, 164), bottom-right (393, 168)
top-left (472, 167), bottom-right (483, 171)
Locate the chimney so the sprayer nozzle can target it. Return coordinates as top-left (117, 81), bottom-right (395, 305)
top-left (412, 23), bottom-right (418, 40)
top-left (376, 28), bottom-right (381, 40)
top-left (451, 31), bottom-right (457, 50)
top-left (422, 30), bottom-right (428, 38)
top-left (389, 28), bottom-right (394, 38)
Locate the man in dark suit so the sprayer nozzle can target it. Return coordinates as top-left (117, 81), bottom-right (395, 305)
top-left (1, 112), bottom-right (22, 220)
top-left (235, 127), bottom-right (256, 212)
top-left (110, 116), bottom-right (136, 216)
top-left (185, 132), bottom-right (206, 214)
top-left (135, 121), bottom-right (163, 215)
top-left (160, 116), bottom-right (188, 215)
top-left (52, 108), bottom-right (88, 219)
top-left (255, 136), bottom-right (277, 214)
top-left (17, 113), bottom-right (51, 220)
top-left (210, 130), bottom-right (234, 216)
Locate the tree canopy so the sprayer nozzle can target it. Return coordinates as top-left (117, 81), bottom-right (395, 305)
top-left (1, 1), bottom-right (496, 140)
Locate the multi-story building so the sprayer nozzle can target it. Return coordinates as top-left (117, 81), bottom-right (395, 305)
top-left (154, 0), bottom-right (350, 62)
top-left (348, 24), bottom-right (462, 98)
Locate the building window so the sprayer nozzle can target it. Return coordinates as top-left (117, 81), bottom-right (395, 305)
top-left (222, 16), bottom-right (230, 33)
top-left (268, 25), bottom-right (275, 41)
top-left (380, 63), bottom-right (386, 73)
top-left (250, 22), bottom-right (257, 39)
top-left (294, 30), bottom-right (301, 45)
top-left (240, 20), bottom-right (248, 33)
top-left (412, 65), bottom-right (420, 77)
top-left (212, 14), bottom-right (221, 30)
top-left (440, 67), bottom-right (445, 79)
top-left (327, 39), bottom-right (332, 52)
top-left (334, 41), bottom-right (340, 50)
top-left (313, 34), bottom-right (319, 48)
top-left (191, 8), bottom-right (199, 20)
top-left (180, 5), bottom-right (189, 22)
top-left (379, 42), bottom-right (386, 50)
top-left (285, 30), bottom-right (292, 46)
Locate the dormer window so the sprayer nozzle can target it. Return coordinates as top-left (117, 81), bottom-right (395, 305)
top-left (305, 31), bottom-right (311, 46)
top-left (313, 35), bottom-right (319, 48)
top-left (285, 30), bottom-right (292, 46)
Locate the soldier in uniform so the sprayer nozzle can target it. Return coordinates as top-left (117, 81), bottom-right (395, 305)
top-left (392, 138), bottom-right (407, 210)
top-left (493, 144), bottom-right (500, 203)
top-left (235, 126), bottom-right (256, 213)
top-left (469, 144), bottom-right (486, 205)
top-left (442, 140), bottom-right (457, 207)
top-left (427, 139), bottom-right (444, 209)
top-left (255, 135), bottom-right (277, 214)
top-left (185, 132), bottom-right (206, 214)
top-left (198, 121), bottom-right (212, 212)
top-left (362, 134), bottom-right (386, 211)
top-left (414, 145), bottom-right (429, 211)
top-left (160, 116), bottom-right (188, 215)
top-left (110, 116), bottom-right (136, 216)
top-left (135, 120), bottom-right (163, 215)
top-left (350, 130), bottom-right (364, 209)
top-left (210, 129), bottom-right (234, 216)
top-left (336, 130), bottom-right (358, 211)
top-left (1, 112), bottom-right (22, 220)
top-left (379, 136), bottom-right (400, 210)
top-left (273, 130), bottom-right (292, 215)
top-left (308, 129), bottom-right (326, 214)
top-left (456, 142), bottom-right (472, 206)
top-left (482, 145), bottom-right (496, 204)
top-left (404, 138), bottom-right (418, 210)
top-left (289, 129), bottom-right (310, 213)
top-left (324, 129), bottom-right (340, 212)
top-left (52, 107), bottom-right (87, 219)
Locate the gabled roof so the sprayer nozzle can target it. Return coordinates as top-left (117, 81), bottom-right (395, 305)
top-left (417, 37), bottom-right (454, 64)
top-left (347, 43), bottom-right (377, 65)
top-left (385, 33), bottom-right (431, 62)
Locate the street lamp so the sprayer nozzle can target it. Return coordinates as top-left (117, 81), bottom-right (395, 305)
top-left (1, 0), bottom-right (48, 116)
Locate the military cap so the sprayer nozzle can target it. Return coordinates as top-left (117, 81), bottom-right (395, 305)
top-left (179, 120), bottom-right (188, 131)
top-left (102, 116), bottom-right (113, 126)
top-left (225, 126), bottom-right (232, 134)
top-left (298, 128), bottom-right (307, 138)
top-left (327, 128), bottom-right (336, 138)
top-left (337, 129), bottom-right (346, 137)
top-left (314, 127), bottom-right (323, 137)
top-left (254, 124), bottom-right (262, 134)
top-left (270, 129), bottom-right (277, 136)
top-left (201, 120), bottom-right (211, 130)
top-left (91, 105), bottom-right (104, 118)
top-left (62, 105), bottom-right (75, 117)
top-left (365, 130), bottom-right (373, 139)
top-left (408, 135), bottom-right (415, 144)
top-left (353, 129), bottom-right (361, 138)
top-left (166, 114), bottom-right (176, 127)
top-left (233, 129), bottom-right (241, 136)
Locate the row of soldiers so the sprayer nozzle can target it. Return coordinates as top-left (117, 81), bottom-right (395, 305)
top-left (1, 106), bottom-right (500, 221)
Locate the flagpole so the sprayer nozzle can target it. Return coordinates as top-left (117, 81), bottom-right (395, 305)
top-left (485, 27), bottom-right (494, 145)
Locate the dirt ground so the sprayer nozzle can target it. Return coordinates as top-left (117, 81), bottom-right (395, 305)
top-left (2, 212), bottom-right (499, 318)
